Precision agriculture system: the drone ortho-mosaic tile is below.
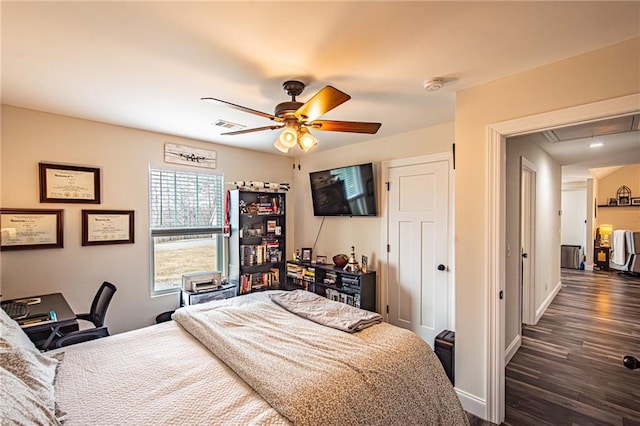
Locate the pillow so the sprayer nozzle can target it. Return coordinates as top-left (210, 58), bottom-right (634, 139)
top-left (0, 366), bottom-right (61, 425)
top-left (0, 307), bottom-right (59, 413)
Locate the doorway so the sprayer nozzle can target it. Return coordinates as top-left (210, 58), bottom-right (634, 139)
top-left (485, 93), bottom-right (640, 424)
top-left (520, 157), bottom-right (536, 328)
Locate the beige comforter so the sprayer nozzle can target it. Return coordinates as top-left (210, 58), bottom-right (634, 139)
top-left (174, 291), bottom-right (469, 426)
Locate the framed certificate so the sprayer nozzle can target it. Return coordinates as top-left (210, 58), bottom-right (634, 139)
top-left (82, 210), bottom-right (134, 246)
top-left (39, 163), bottom-right (101, 204)
top-left (0, 208), bottom-right (64, 251)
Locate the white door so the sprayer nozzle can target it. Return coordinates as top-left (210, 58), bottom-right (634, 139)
top-left (385, 156), bottom-right (450, 347)
top-left (520, 158), bottom-right (536, 325)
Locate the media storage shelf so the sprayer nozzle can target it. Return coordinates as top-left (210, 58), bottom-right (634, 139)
top-left (285, 261), bottom-right (377, 312)
top-left (229, 190), bottom-right (286, 295)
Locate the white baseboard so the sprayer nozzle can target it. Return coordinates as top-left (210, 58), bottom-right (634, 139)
top-left (456, 388), bottom-right (486, 420)
top-left (585, 262), bottom-right (594, 271)
top-left (504, 334), bottom-right (521, 366)
top-left (535, 280), bottom-right (562, 323)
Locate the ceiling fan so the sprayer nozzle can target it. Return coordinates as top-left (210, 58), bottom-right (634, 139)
top-left (202, 80), bottom-right (382, 153)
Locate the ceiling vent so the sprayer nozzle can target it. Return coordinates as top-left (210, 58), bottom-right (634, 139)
top-left (542, 114), bottom-right (639, 143)
top-left (213, 119), bottom-right (246, 131)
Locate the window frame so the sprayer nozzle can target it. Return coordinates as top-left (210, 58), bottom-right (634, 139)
top-left (148, 167), bottom-right (225, 296)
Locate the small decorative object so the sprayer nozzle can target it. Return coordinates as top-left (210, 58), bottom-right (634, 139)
top-left (274, 226), bottom-right (282, 236)
top-left (231, 181), bottom-right (290, 192)
top-left (332, 254), bottom-right (348, 267)
top-left (361, 255), bottom-right (368, 273)
top-left (608, 197), bottom-right (618, 206)
top-left (39, 162), bottom-right (101, 204)
top-left (239, 200), bottom-right (248, 214)
top-left (316, 255), bottom-right (327, 265)
top-left (82, 210), bottom-right (135, 246)
top-left (293, 249), bottom-right (301, 262)
top-left (164, 143), bottom-right (216, 169)
top-left (1, 208), bottom-right (64, 251)
top-left (631, 197), bottom-right (640, 206)
top-left (301, 247), bottom-right (312, 263)
top-left (617, 185), bottom-right (631, 205)
top-left (343, 246), bottom-right (361, 273)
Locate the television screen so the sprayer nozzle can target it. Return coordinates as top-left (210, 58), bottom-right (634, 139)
top-left (309, 163), bottom-right (377, 216)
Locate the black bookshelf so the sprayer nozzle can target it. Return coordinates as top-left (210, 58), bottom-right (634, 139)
top-left (285, 261), bottom-right (377, 312)
top-left (229, 190), bottom-right (286, 295)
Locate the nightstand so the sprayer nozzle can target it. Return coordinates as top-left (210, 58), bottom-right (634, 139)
top-left (593, 247), bottom-right (610, 270)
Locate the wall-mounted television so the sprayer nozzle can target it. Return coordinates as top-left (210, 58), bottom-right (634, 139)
top-left (309, 162), bottom-right (377, 217)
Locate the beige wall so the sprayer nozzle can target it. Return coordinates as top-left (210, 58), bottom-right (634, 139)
top-left (597, 164), bottom-right (640, 231)
top-left (0, 105), bottom-right (294, 333)
top-left (505, 137), bottom-right (562, 351)
top-left (455, 37), bottom-right (640, 404)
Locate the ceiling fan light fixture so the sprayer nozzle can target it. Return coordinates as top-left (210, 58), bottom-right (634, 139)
top-left (298, 127), bottom-right (318, 152)
top-left (274, 138), bottom-right (290, 153)
top-left (279, 126), bottom-right (298, 148)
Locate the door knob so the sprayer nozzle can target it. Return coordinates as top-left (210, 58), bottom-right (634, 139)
top-left (623, 355), bottom-right (639, 370)
top-left (437, 264), bottom-right (446, 271)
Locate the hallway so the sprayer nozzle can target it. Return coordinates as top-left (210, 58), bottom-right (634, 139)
top-left (504, 269), bottom-right (640, 425)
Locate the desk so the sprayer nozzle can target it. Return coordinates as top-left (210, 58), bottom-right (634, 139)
top-left (6, 293), bottom-right (79, 350)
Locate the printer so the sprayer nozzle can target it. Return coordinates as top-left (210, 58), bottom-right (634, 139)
top-left (182, 271), bottom-right (222, 292)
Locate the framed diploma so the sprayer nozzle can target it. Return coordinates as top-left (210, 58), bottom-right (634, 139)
top-left (0, 208), bottom-right (64, 251)
top-left (82, 210), bottom-right (134, 246)
top-left (39, 163), bottom-right (101, 204)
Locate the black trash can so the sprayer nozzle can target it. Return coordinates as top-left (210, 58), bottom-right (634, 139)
top-left (435, 330), bottom-right (455, 385)
top-left (155, 310), bottom-right (175, 324)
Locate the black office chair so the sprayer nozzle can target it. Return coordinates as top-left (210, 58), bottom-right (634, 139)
top-left (55, 282), bottom-right (117, 348)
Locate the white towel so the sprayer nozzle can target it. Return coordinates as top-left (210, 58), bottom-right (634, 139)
top-left (611, 230), bottom-right (627, 265)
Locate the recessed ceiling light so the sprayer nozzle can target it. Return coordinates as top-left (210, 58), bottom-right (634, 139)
top-left (590, 142), bottom-right (604, 148)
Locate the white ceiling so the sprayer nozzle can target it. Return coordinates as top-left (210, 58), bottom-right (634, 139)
top-left (509, 115), bottom-right (640, 183)
top-left (2, 1), bottom-right (639, 160)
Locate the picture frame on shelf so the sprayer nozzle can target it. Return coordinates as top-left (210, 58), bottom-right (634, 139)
top-left (316, 255), bottom-right (327, 265)
top-left (608, 197), bottom-right (618, 206)
top-left (618, 195), bottom-right (630, 206)
top-left (267, 220), bottom-right (277, 233)
top-left (631, 197), bottom-right (640, 206)
top-left (82, 209), bottom-right (135, 246)
top-left (0, 208), bottom-right (64, 251)
top-left (301, 247), bottom-right (312, 263)
top-left (39, 162), bottom-right (101, 204)
top-left (361, 255), bottom-right (368, 273)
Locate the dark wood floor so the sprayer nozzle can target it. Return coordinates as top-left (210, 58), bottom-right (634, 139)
top-left (503, 269), bottom-right (640, 425)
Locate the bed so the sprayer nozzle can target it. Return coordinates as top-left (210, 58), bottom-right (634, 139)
top-left (1, 290), bottom-right (469, 425)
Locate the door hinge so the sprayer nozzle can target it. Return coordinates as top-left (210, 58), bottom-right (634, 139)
top-left (387, 244), bottom-right (390, 253)
top-left (386, 181), bottom-right (390, 191)
top-left (386, 305), bottom-right (389, 314)
top-left (499, 290), bottom-right (504, 300)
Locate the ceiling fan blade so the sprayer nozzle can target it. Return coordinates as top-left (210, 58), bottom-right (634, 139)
top-left (294, 86), bottom-right (351, 122)
top-left (221, 125), bottom-right (284, 136)
top-left (201, 97), bottom-right (282, 122)
top-left (310, 120), bottom-right (381, 134)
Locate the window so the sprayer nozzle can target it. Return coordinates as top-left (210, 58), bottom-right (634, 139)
top-left (149, 168), bottom-right (225, 294)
